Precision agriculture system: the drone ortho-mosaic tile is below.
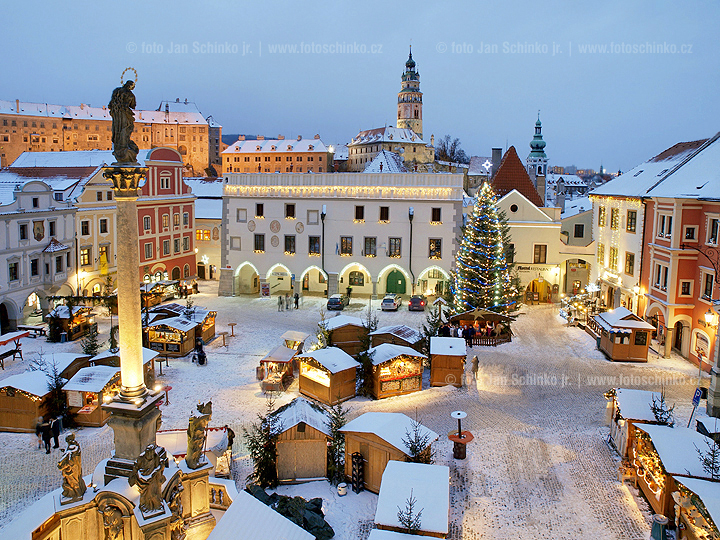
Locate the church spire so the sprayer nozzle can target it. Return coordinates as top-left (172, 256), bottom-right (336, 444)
top-left (397, 48), bottom-right (423, 139)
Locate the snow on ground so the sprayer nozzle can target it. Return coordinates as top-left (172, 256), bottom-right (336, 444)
top-left (0, 285), bottom-right (704, 538)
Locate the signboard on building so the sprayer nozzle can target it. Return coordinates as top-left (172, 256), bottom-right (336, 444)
top-left (260, 283), bottom-right (270, 297)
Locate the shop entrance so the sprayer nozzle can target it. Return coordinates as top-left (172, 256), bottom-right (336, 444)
top-left (525, 278), bottom-right (551, 304)
top-left (197, 263), bottom-right (206, 279)
top-left (674, 321), bottom-right (685, 353)
top-left (0, 303), bottom-right (10, 334)
top-left (385, 269), bottom-right (406, 295)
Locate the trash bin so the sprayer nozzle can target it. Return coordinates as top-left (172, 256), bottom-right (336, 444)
top-left (60, 332), bottom-right (68, 343)
top-left (337, 483), bottom-right (347, 496)
top-left (650, 514), bottom-right (668, 540)
top-left (596, 336), bottom-right (601, 349)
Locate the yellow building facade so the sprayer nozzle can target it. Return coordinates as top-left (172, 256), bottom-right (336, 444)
top-left (221, 135), bottom-right (332, 174)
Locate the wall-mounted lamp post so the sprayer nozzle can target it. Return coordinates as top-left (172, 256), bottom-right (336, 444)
top-left (408, 206), bottom-right (415, 295)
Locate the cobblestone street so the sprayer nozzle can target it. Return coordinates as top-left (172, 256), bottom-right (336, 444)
top-left (0, 293), bottom-right (703, 538)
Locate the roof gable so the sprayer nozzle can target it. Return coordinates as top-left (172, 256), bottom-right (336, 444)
top-left (491, 146), bottom-right (544, 207)
top-left (497, 190), bottom-right (553, 222)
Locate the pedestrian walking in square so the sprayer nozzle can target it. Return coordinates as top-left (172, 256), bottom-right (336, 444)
top-left (471, 355), bottom-right (479, 380)
top-left (41, 419), bottom-right (52, 454)
top-left (285, 293), bottom-right (291, 310)
top-left (278, 295), bottom-right (284, 312)
top-left (294, 292), bottom-right (299, 309)
top-left (51, 416), bottom-right (61, 448)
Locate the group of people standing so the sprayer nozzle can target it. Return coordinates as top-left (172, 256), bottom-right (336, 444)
top-left (35, 416), bottom-right (63, 454)
top-left (277, 293), bottom-right (300, 312)
top-left (439, 321), bottom-right (499, 346)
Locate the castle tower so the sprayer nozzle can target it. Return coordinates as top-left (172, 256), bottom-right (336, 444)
top-left (527, 113), bottom-right (548, 204)
top-left (396, 47), bottom-right (423, 139)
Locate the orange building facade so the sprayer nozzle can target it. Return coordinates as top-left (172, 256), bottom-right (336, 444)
top-left (221, 135), bottom-right (332, 174)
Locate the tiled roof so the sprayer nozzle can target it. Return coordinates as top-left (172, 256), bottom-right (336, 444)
top-left (491, 146), bottom-right (544, 207)
top-left (349, 126), bottom-right (426, 146)
top-left (42, 238), bottom-right (71, 253)
top-left (650, 139), bottom-right (707, 162)
top-left (363, 150), bottom-right (407, 173)
top-left (7, 166), bottom-right (100, 179)
top-left (222, 138), bottom-right (328, 154)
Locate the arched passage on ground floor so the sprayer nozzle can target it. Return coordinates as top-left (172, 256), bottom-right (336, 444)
top-left (670, 314), bottom-right (692, 359)
top-left (525, 278), bottom-right (554, 305)
top-left (265, 263), bottom-right (293, 295)
top-left (338, 262), bottom-right (373, 298)
top-left (234, 262), bottom-right (260, 295)
top-left (416, 266), bottom-right (451, 297)
top-left (562, 258), bottom-right (591, 295)
top-left (0, 300), bottom-right (19, 333)
top-left (299, 265), bottom-right (328, 295)
top-left (377, 264), bottom-right (411, 296)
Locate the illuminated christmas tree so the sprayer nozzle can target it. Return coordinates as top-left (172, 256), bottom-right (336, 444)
top-left (453, 182), bottom-right (518, 314)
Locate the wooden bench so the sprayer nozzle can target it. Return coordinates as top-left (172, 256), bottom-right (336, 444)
top-left (17, 325), bottom-right (47, 338)
top-left (0, 345), bottom-right (22, 370)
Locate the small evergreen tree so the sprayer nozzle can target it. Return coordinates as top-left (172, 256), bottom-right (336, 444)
top-left (397, 489), bottom-right (423, 534)
top-left (316, 309), bottom-right (331, 349)
top-left (356, 304), bottom-right (379, 397)
top-left (326, 399), bottom-right (349, 485)
top-left (421, 302), bottom-right (445, 357)
top-left (402, 411), bottom-right (434, 464)
top-left (30, 351), bottom-right (71, 425)
top-left (696, 436), bottom-right (720, 480)
top-left (650, 387), bottom-right (675, 426)
top-left (81, 322), bottom-right (102, 357)
top-left (243, 397), bottom-right (283, 488)
top-left (183, 297), bottom-right (196, 322)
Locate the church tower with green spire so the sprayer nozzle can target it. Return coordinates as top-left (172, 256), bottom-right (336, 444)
top-left (396, 47), bottom-right (423, 139)
top-left (527, 112), bottom-right (548, 204)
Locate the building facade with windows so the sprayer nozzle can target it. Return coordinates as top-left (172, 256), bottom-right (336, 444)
top-left (0, 98), bottom-right (219, 174)
top-left (221, 135), bottom-right (332, 175)
top-left (219, 172), bottom-right (464, 299)
top-left (185, 177), bottom-right (223, 280)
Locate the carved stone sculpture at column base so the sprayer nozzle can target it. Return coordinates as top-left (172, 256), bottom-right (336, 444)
top-left (58, 433), bottom-right (87, 504)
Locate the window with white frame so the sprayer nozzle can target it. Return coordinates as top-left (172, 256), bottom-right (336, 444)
top-left (236, 208), bottom-right (247, 223)
top-left (708, 218), bottom-right (719, 245)
top-left (680, 280), bottom-right (692, 296)
top-left (160, 174), bottom-right (170, 189)
top-left (702, 270), bottom-right (715, 299)
top-left (658, 214), bottom-right (673, 238)
top-left (162, 214), bottom-right (169, 229)
top-left (144, 243), bottom-right (153, 259)
top-left (183, 212), bottom-right (189, 226)
top-left (684, 225), bottom-right (697, 241)
top-left (163, 240), bottom-right (170, 255)
top-left (143, 216), bottom-right (151, 231)
top-left (653, 263), bottom-right (669, 291)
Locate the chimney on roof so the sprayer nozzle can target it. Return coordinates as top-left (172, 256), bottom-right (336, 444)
top-left (491, 148), bottom-right (502, 179)
top-left (278, 135), bottom-right (285, 140)
top-left (80, 104), bottom-right (84, 110)
top-left (314, 134), bottom-right (320, 139)
top-left (257, 135), bottom-right (264, 140)
top-left (238, 135), bottom-right (245, 141)
top-left (556, 187), bottom-right (566, 213)
top-left (176, 98), bottom-right (180, 103)
top-left (184, 98), bottom-right (188, 104)
top-left (297, 135), bottom-right (302, 141)
top-left (16, 99), bottom-right (19, 113)
top-left (165, 103), bottom-right (169, 113)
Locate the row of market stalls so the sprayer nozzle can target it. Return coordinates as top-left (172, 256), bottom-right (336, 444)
top-left (608, 388), bottom-right (720, 538)
top-left (143, 302), bottom-right (217, 356)
top-left (0, 347), bottom-right (157, 432)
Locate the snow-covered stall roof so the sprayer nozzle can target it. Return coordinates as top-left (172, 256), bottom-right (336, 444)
top-left (635, 425), bottom-right (715, 479)
top-left (296, 347), bottom-right (359, 374)
top-left (430, 337), bottom-right (466, 356)
top-left (368, 343), bottom-right (427, 366)
top-left (340, 412), bottom-right (438, 454)
top-left (375, 461), bottom-right (450, 536)
top-left (593, 307), bottom-right (654, 333)
top-left (0, 371), bottom-right (52, 397)
top-left (322, 314), bottom-right (364, 331)
top-left (206, 489), bottom-right (314, 540)
top-left (282, 330), bottom-right (310, 343)
top-left (62, 365), bottom-right (119, 393)
top-left (270, 397), bottom-right (331, 436)
top-left (363, 150), bottom-right (408, 173)
top-left (147, 316), bottom-right (197, 333)
top-left (261, 345), bottom-right (297, 364)
top-left (369, 325), bottom-right (423, 344)
top-left (90, 346), bottom-right (158, 365)
top-left (35, 352), bottom-right (90, 376)
top-left (45, 305), bottom-right (93, 319)
top-left (368, 530), bottom-right (424, 540)
top-left (675, 477), bottom-right (720, 531)
top-left (614, 388), bottom-right (662, 422)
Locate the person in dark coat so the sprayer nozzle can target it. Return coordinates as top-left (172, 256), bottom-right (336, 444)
top-left (294, 293), bottom-right (299, 309)
top-left (41, 419), bottom-right (52, 454)
top-left (51, 416), bottom-right (61, 448)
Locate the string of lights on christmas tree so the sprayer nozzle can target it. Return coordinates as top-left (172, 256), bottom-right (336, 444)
top-left (453, 182), bottom-right (519, 314)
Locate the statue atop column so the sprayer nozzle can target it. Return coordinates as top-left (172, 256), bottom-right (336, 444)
top-left (108, 70), bottom-right (140, 165)
top-left (129, 444), bottom-right (166, 516)
top-left (186, 401), bottom-right (212, 469)
top-left (57, 433), bottom-right (87, 503)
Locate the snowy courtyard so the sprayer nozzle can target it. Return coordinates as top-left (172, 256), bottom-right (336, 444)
top-left (0, 282), bottom-right (705, 539)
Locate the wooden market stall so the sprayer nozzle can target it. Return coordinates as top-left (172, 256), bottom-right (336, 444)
top-left (340, 412), bottom-right (438, 493)
top-left (0, 371), bottom-right (53, 432)
top-left (429, 337), bottom-right (466, 387)
top-left (589, 306), bottom-right (655, 362)
top-left (42, 352), bottom-right (93, 380)
top-left (297, 347), bottom-right (360, 405)
top-left (368, 343), bottom-right (426, 399)
top-left (606, 388), bottom-right (665, 458)
top-left (375, 461), bottom-right (450, 538)
top-left (90, 347), bottom-right (158, 388)
top-left (369, 325), bottom-right (424, 352)
top-left (140, 280), bottom-right (180, 308)
top-left (45, 305), bottom-right (96, 341)
top-left (147, 303), bottom-right (217, 344)
top-left (281, 330), bottom-right (310, 352)
top-left (145, 316), bottom-right (198, 357)
top-left (322, 315), bottom-right (367, 357)
top-left (270, 397), bottom-right (332, 482)
top-left (63, 365), bottom-right (121, 427)
top-left (631, 424), bottom-right (716, 520)
top-left (259, 345), bottom-right (298, 393)
top-left (673, 477), bottom-right (720, 540)
top-left (448, 308), bottom-right (514, 347)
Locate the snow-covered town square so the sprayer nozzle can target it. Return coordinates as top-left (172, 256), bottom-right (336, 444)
top-left (0, 283), bottom-right (704, 539)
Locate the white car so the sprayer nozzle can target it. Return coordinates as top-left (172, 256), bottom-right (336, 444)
top-left (381, 294), bottom-right (401, 311)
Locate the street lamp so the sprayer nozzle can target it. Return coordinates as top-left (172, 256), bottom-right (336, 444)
top-left (633, 283), bottom-right (641, 316)
top-left (408, 207), bottom-right (414, 294)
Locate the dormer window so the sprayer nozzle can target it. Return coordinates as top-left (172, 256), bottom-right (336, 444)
top-left (271, 145), bottom-right (276, 151)
top-left (256, 145), bottom-right (261, 151)
top-left (287, 145), bottom-right (292, 151)
top-left (308, 145), bottom-right (314, 151)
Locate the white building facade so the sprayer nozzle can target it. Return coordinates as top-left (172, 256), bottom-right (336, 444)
top-left (219, 172), bottom-right (464, 299)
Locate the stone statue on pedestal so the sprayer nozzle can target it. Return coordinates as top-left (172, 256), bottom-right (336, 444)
top-left (186, 401), bottom-right (212, 469)
top-left (98, 502), bottom-right (125, 540)
top-left (168, 482), bottom-right (187, 540)
top-left (108, 80), bottom-right (139, 164)
top-left (57, 433), bottom-right (86, 502)
top-left (129, 444), bottom-right (166, 515)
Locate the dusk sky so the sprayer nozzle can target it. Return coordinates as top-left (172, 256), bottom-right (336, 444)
top-left (4, 0), bottom-right (719, 173)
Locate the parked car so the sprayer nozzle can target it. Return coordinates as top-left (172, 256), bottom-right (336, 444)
top-left (327, 294), bottom-right (350, 310)
top-left (381, 294), bottom-right (402, 311)
top-left (408, 295), bottom-right (427, 311)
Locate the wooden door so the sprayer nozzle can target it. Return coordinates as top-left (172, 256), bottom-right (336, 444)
top-left (277, 440), bottom-right (327, 480)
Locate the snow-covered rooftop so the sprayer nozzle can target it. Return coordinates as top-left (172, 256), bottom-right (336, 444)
top-left (593, 307), bottom-right (654, 332)
top-left (147, 316), bottom-right (197, 333)
top-left (270, 397), bottom-right (331, 436)
top-left (261, 345), bottom-right (297, 364)
top-left (546, 173), bottom-right (587, 187)
top-left (634, 424), bottom-right (714, 478)
top-left (430, 337), bottom-right (466, 356)
top-left (297, 347), bottom-right (359, 374)
top-left (340, 412), bottom-right (438, 454)
top-left (675, 477), bottom-right (720, 532)
top-left (362, 150), bottom-right (407, 173)
top-left (331, 144), bottom-right (348, 160)
top-left (560, 196), bottom-right (592, 219)
top-left (222, 138), bottom-right (329, 154)
top-left (207, 489), bottom-right (314, 540)
top-left (368, 343), bottom-right (427, 366)
top-left (614, 388), bottom-right (663, 422)
top-left (11, 150), bottom-right (147, 168)
top-left (468, 156), bottom-right (493, 176)
top-left (322, 315), bottom-right (364, 331)
top-left (0, 370), bottom-right (52, 396)
top-left (35, 352), bottom-right (90, 377)
top-left (195, 198), bottom-right (222, 220)
top-left (368, 530), bottom-right (422, 540)
top-left (42, 238), bottom-right (72, 253)
top-left (62, 365), bottom-right (119, 393)
top-left (349, 126), bottom-right (426, 146)
top-left (45, 305), bottom-right (92, 319)
top-left (369, 325), bottom-right (423, 344)
top-left (374, 461), bottom-right (450, 536)
top-left (156, 427), bottom-right (228, 460)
